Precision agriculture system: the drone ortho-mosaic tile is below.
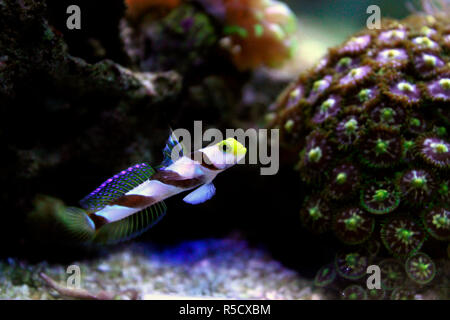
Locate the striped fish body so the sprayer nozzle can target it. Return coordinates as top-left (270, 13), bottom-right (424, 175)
top-left (56, 134), bottom-right (246, 245)
top-left (92, 155), bottom-right (221, 224)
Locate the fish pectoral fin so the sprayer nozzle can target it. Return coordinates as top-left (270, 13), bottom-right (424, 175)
top-left (92, 201), bottom-right (167, 245)
top-left (183, 183), bottom-right (216, 205)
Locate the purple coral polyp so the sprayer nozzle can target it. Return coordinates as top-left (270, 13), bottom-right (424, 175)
top-left (427, 78), bottom-right (450, 101)
top-left (376, 48), bottom-right (408, 66)
top-left (339, 35), bottom-right (371, 54)
top-left (313, 95), bottom-right (341, 124)
top-left (378, 29), bottom-right (407, 44)
top-left (339, 66), bottom-right (371, 87)
top-left (443, 34), bottom-right (450, 48)
top-left (336, 116), bottom-right (361, 146)
top-left (412, 36), bottom-right (439, 50)
top-left (369, 105), bottom-right (405, 127)
top-left (314, 56), bottom-right (329, 73)
top-left (358, 87), bottom-right (379, 105)
top-left (335, 57), bottom-right (360, 73)
top-left (302, 131), bottom-right (332, 170)
top-left (285, 85), bottom-right (304, 109)
top-left (308, 75), bottom-right (332, 103)
top-left (328, 163), bottom-right (360, 199)
top-left (398, 169), bottom-right (434, 205)
top-left (418, 136), bottom-right (450, 168)
top-left (390, 81), bottom-right (421, 103)
top-left (414, 53), bottom-right (444, 76)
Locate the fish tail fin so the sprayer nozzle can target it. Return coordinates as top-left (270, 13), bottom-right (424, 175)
top-left (54, 206), bottom-right (96, 243)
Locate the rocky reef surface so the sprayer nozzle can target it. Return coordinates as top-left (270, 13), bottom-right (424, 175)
top-left (0, 0), bottom-right (297, 256)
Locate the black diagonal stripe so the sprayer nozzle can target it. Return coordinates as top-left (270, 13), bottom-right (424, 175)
top-left (109, 194), bottom-right (157, 209)
top-left (189, 150), bottom-right (221, 171)
top-left (88, 213), bottom-right (109, 230)
top-left (152, 169), bottom-right (203, 188)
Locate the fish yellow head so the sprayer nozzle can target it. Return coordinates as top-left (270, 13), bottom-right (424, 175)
top-left (201, 138), bottom-right (247, 170)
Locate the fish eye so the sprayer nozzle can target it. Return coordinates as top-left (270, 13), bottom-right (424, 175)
top-left (220, 143), bottom-right (230, 153)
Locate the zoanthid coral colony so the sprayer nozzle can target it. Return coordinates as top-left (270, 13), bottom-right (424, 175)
top-left (269, 9), bottom-right (449, 299)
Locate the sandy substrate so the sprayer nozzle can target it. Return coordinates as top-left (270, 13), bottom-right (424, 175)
top-left (0, 237), bottom-right (327, 300)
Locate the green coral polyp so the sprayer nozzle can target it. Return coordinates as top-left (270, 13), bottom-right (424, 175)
top-left (341, 285), bottom-right (367, 300)
top-left (334, 208), bottom-right (374, 244)
top-left (338, 57), bottom-right (352, 68)
top-left (423, 54), bottom-right (437, 67)
top-left (423, 207), bottom-right (449, 241)
top-left (358, 88), bottom-right (371, 102)
top-left (349, 68), bottom-right (361, 77)
top-left (410, 118), bottom-right (421, 128)
top-left (373, 189), bottom-right (388, 201)
top-left (411, 177), bottom-right (426, 188)
top-left (308, 147), bottom-right (322, 163)
top-left (414, 36), bottom-right (435, 48)
top-left (344, 119), bottom-right (358, 132)
top-left (300, 197), bottom-right (331, 234)
top-left (335, 251), bottom-right (368, 280)
top-left (284, 119), bottom-right (294, 132)
top-left (313, 79), bottom-right (326, 92)
top-left (345, 216), bottom-right (361, 230)
top-left (405, 252), bottom-right (436, 285)
top-left (320, 99), bottom-right (335, 112)
top-left (432, 214), bottom-right (448, 229)
top-left (361, 182), bottom-right (400, 214)
top-left (314, 265), bottom-right (336, 287)
top-left (439, 78), bottom-right (450, 89)
top-left (308, 206), bottom-right (322, 220)
top-left (379, 259), bottom-right (406, 290)
top-left (381, 217), bottom-right (425, 257)
top-left (380, 108), bottom-right (395, 122)
top-left (361, 128), bottom-right (402, 168)
top-left (336, 172), bottom-right (347, 184)
top-left (375, 140), bottom-right (388, 154)
top-left (396, 228), bottom-right (414, 244)
top-left (397, 82), bottom-right (414, 92)
top-left (397, 168), bottom-right (436, 205)
top-left (432, 142), bottom-right (448, 153)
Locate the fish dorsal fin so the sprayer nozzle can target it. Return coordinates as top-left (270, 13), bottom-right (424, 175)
top-left (183, 183), bottom-right (216, 205)
top-left (160, 130), bottom-right (186, 168)
top-left (80, 163), bottom-right (156, 212)
top-left (92, 201), bottom-right (167, 245)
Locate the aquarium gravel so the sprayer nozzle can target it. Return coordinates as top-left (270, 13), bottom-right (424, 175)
top-left (0, 237), bottom-right (327, 300)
